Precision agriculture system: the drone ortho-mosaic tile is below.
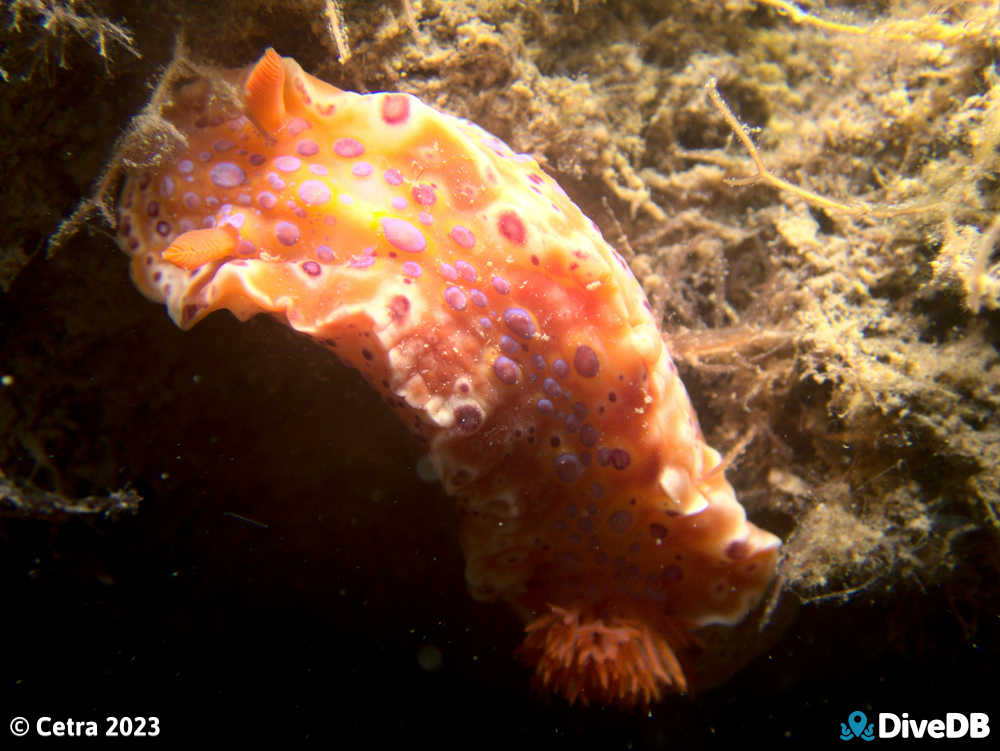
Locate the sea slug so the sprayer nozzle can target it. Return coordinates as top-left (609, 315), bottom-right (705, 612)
top-left (115, 48), bottom-right (781, 707)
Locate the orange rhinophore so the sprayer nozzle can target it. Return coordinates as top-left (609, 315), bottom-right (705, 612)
top-left (116, 48), bottom-right (781, 707)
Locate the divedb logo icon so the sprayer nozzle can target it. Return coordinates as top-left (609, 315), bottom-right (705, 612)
top-left (840, 710), bottom-right (991, 741)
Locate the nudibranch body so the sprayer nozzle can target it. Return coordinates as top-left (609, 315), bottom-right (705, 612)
top-left (116, 49), bottom-right (780, 707)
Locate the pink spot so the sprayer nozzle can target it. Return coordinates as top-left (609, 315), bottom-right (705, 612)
top-left (302, 260), bottom-right (321, 277)
top-left (274, 156), bottom-right (301, 173)
top-left (214, 139), bottom-right (234, 152)
top-left (383, 169), bottom-right (403, 186)
top-left (449, 225), bottom-right (475, 248)
top-left (178, 159), bottom-right (194, 174)
top-left (298, 180), bottom-right (331, 205)
top-left (391, 196), bottom-right (408, 210)
top-left (455, 260), bottom-right (477, 282)
top-left (381, 218), bottom-right (426, 253)
top-left (417, 211), bottom-right (433, 225)
top-left (352, 161), bottom-right (373, 177)
top-left (412, 184), bottom-right (436, 206)
top-left (316, 245), bottom-right (334, 262)
top-left (297, 140), bottom-right (320, 156)
top-left (528, 173), bottom-right (544, 185)
top-left (309, 164), bottom-right (329, 176)
top-left (183, 192), bottom-right (201, 210)
top-left (267, 173), bottom-right (286, 190)
top-left (402, 261), bottom-right (422, 278)
top-left (498, 210), bottom-right (525, 244)
top-left (350, 252), bottom-right (375, 269)
top-left (334, 138), bottom-right (365, 157)
top-left (381, 94), bottom-right (411, 124)
top-left (275, 221), bottom-right (301, 246)
top-left (444, 287), bottom-right (467, 311)
top-left (439, 263), bottom-right (458, 281)
top-left (287, 117), bottom-right (310, 135)
top-left (257, 192), bottom-right (277, 209)
top-left (491, 275), bottom-right (511, 294)
top-left (339, 194), bottom-right (354, 206)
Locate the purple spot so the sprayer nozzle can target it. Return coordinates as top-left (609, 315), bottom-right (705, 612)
top-left (266, 173), bottom-right (286, 190)
top-left (302, 260), bottom-right (321, 277)
top-left (298, 179), bottom-right (331, 205)
top-left (198, 151), bottom-right (212, 162)
top-left (500, 335), bottom-right (519, 355)
top-left (580, 424), bottom-right (598, 447)
top-left (236, 192), bottom-right (252, 206)
top-left (381, 218), bottom-right (426, 253)
top-left (210, 162), bottom-right (245, 188)
top-left (221, 212), bottom-right (245, 229)
top-left (596, 448), bottom-right (612, 467)
top-left (542, 378), bottom-right (562, 399)
top-left (309, 164), bottom-right (329, 176)
top-left (493, 356), bottom-right (519, 385)
top-left (574, 345), bottom-right (599, 377)
top-left (533, 354), bottom-right (546, 370)
top-left (159, 177), bottom-right (175, 197)
top-left (146, 201), bottom-right (159, 217)
top-left (554, 453), bottom-right (583, 483)
top-left (454, 405), bottom-right (483, 433)
top-left (450, 225), bottom-right (476, 248)
top-left (257, 192), bottom-right (277, 209)
top-left (155, 221), bottom-right (171, 236)
top-left (205, 196), bottom-right (220, 209)
top-left (350, 253), bottom-right (376, 269)
top-left (479, 317), bottom-right (492, 330)
top-left (611, 449), bottom-right (630, 470)
top-left (275, 221), bottom-right (301, 246)
top-left (491, 275), bottom-right (510, 294)
top-left (317, 245), bottom-right (335, 262)
top-left (608, 510), bottom-right (633, 533)
top-left (469, 289), bottom-right (487, 307)
top-left (391, 196), bottom-right (408, 210)
top-left (402, 261), bottom-right (422, 278)
top-left (662, 566), bottom-right (683, 583)
top-left (384, 168), bottom-right (403, 186)
top-left (440, 263), bottom-right (458, 281)
top-left (334, 138), bottom-right (365, 157)
top-left (552, 359), bottom-right (569, 378)
top-left (352, 161), bottom-right (373, 177)
top-left (565, 413), bottom-right (581, 433)
top-left (248, 153), bottom-right (266, 166)
top-left (536, 399), bottom-right (554, 415)
top-left (178, 159), bottom-right (194, 173)
top-left (444, 286), bottom-right (467, 311)
top-left (274, 156), bottom-right (301, 173)
top-left (297, 139), bottom-right (320, 156)
top-left (725, 540), bottom-right (750, 560)
top-left (454, 260), bottom-right (477, 282)
top-left (503, 307), bottom-right (535, 339)
top-left (236, 239), bottom-right (256, 256)
top-left (412, 183), bottom-right (436, 206)
top-left (214, 138), bottom-right (234, 152)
